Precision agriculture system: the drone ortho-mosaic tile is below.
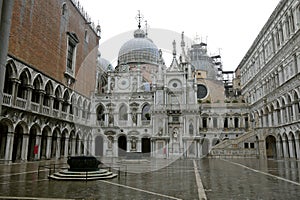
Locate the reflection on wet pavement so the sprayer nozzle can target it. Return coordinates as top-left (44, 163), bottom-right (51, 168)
top-left (0, 158), bottom-right (300, 199)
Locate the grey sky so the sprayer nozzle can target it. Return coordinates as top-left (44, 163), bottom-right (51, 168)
top-left (80, 0), bottom-right (280, 71)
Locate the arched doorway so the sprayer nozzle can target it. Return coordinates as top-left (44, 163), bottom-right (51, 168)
top-left (142, 138), bottom-right (151, 156)
top-left (12, 125), bottom-right (24, 162)
top-left (118, 135), bottom-right (127, 157)
top-left (266, 135), bottom-right (277, 158)
top-left (95, 136), bottom-right (104, 157)
top-left (40, 127), bottom-right (49, 160)
top-left (61, 131), bottom-right (66, 157)
top-left (51, 130), bottom-right (58, 158)
top-left (27, 126), bottom-right (38, 161)
top-left (0, 123), bottom-right (8, 159)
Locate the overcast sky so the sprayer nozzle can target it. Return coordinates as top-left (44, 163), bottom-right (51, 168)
top-left (80, 0), bottom-right (280, 71)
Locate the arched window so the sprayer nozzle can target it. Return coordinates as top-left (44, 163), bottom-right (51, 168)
top-left (119, 105), bottom-right (128, 120)
top-left (224, 118), bottom-right (228, 128)
top-left (96, 105), bottom-right (105, 121)
top-left (17, 71), bottom-right (29, 99)
top-left (234, 117), bottom-right (239, 128)
top-left (31, 76), bottom-right (42, 103)
top-left (142, 104), bottom-right (151, 120)
top-left (189, 123), bottom-right (194, 135)
top-left (62, 3), bottom-right (67, 16)
top-left (43, 81), bottom-right (53, 107)
top-left (70, 95), bottom-right (76, 115)
top-left (62, 91), bottom-right (69, 113)
top-left (4, 65), bottom-right (13, 94)
top-left (53, 87), bottom-right (61, 110)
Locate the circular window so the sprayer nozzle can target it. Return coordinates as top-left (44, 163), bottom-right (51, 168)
top-left (172, 82), bottom-right (178, 88)
top-left (197, 84), bottom-right (208, 99)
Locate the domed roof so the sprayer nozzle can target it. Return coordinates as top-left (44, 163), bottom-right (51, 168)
top-left (118, 29), bottom-right (159, 65)
top-left (98, 57), bottom-right (113, 71)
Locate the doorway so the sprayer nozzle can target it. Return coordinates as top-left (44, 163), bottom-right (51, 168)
top-left (118, 136), bottom-right (127, 157)
top-left (142, 138), bottom-right (151, 156)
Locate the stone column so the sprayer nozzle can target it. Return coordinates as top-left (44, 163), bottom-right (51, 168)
top-left (137, 112), bottom-right (142, 126)
top-left (295, 138), bottom-right (300, 160)
top-left (114, 138), bottom-right (118, 157)
top-left (288, 139), bottom-right (295, 158)
top-left (77, 139), bottom-right (82, 155)
top-left (4, 132), bottom-right (14, 162)
top-left (273, 111), bottom-right (278, 126)
top-left (71, 138), bottom-right (76, 156)
top-left (64, 138), bottom-right (69, 157)
top-left (292, 103), bottom-right (297, 122)
top-left (35, 135), bottom-right (41, 160)
top-left (276, 141), bottom-right (282, 159)
top-left (10, 80), bottom-right (18, 106)
top-left (56, 138), bottom-right (61, 159)
top-left (84, 139), bottom-right (88, 155)
top-left (137, 139), bottom-right (141, 152)
top-left (26, 86), bottom-right (33, 110)
top-left (257, 139), bottom-right (266, 159)
top-left (21, 134), bottom-right (29, 161)
top-left (49, 95), bottom-right (54, 115)
top-left (282, 138), bottom-right (289, 158)
top-left (46, 136), bottom-right (52, 159)
top-left (280, 108), bottom-right (285, 125)
top-left (39, 90), bottom-right (45, 113)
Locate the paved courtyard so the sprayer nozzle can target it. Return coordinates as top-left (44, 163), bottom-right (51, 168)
top-left (1, 158), bottom-right (300, 199)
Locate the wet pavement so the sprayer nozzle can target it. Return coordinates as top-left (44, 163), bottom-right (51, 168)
top-left (0, 158), bottom-right (300, 199)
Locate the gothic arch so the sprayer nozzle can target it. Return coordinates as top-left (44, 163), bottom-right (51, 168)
top-left (6, 59), bottom-right (18, 78)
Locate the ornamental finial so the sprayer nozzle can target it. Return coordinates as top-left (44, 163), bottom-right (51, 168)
top-left (135, 10), bottom-right (144, 29)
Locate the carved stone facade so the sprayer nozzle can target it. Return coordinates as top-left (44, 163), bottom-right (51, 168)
top-left (212, 0), bottom-right (300, 159)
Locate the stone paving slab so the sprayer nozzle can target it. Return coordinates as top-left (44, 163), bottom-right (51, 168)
top-left (0, 158), bottom-right (300, 199)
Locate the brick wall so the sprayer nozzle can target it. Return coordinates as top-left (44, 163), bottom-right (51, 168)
top-left (8, 0), bottom-right (99, 97)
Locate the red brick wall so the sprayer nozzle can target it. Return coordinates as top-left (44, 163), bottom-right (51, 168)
top-left (8, 0), bottom-right (99, 97)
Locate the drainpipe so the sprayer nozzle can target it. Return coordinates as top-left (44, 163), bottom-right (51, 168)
top-left (0, 0), bottom-right (14, 116)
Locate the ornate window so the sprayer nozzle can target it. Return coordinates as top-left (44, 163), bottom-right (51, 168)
top-left (97, 105), bottom-right (105, 121)
top-left (142, 104), bottom-right (151, 120)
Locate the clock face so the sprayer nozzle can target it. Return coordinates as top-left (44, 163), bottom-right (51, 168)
top-left (118, 77), bottom-right (130, 90)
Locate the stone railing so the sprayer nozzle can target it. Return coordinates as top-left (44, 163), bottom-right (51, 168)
top-left (31, 102), bottom-right (39, 112)
top-left (209, 148), bottom-right (258, 158)
top-left (3, 94), bottom-right (12, 106)
top-left (42, 106), bottom-right (50, 115)
top-left (15, 97), bottom-right (27, 109)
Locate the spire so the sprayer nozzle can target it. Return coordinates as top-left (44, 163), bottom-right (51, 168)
top-left (181, 31), bottom-right (185, 48)
top-left (145, 20), bottom-right (149, 37)
top-left (172, 40), bottom-right (177, 57)
top-left (135, 10), bottom-right (144, 29)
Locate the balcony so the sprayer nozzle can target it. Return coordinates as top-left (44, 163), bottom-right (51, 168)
top-left (15, 97), bottom-right (27, 109)
top-left (31, 102), bottom-right (39, 113)
top-left (42, 106), bottom-right (50, 115)
top-left (3, 94), bottom-right (12, 106)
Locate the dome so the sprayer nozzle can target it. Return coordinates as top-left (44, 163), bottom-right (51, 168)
top-left (118, 29), bottom-right (159, 65)
top-left (98, 57), bottom-right (113, 71)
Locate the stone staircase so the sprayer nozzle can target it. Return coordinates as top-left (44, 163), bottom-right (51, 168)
top-left (209, 130), bottom-right (259, 158)
top-left (49, 169), bottom-right (117, 181)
